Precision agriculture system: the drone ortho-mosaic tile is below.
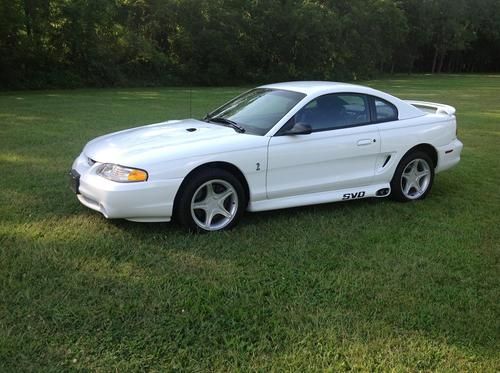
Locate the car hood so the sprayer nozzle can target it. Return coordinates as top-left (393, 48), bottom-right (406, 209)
top-left (83, 119), bottom-right (239, 164)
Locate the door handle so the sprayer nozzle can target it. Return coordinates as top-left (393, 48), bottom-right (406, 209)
top-left (357, 139), bottom-right (374, 146)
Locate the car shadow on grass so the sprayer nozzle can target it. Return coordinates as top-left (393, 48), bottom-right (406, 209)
top-left (108, 196), bottom-right (387, 234)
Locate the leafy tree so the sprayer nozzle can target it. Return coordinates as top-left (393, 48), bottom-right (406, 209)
top-left (0, 0), bottom-right (498, 89)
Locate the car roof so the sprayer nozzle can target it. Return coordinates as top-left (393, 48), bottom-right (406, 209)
top-left (259, 81), bottom-right (425, 120)
top-left (259, 81), bottom-right (364, 95)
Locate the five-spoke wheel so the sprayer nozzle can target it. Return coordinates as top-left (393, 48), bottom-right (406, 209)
top-left (391, 151), bottom-right (434, 202)
top-left (190, 179), bottom-right (238, 231)
top-left (401, 158), bottom-right (431, 199)
top-left (175, 168), bottom-right (246, 232)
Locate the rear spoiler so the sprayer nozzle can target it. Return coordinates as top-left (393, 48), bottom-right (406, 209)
top-left (405, 100), bottom-right (456, 116)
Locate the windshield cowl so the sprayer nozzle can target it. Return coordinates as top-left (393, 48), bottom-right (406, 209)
top-left (204, 116), bottom-right (246, 133)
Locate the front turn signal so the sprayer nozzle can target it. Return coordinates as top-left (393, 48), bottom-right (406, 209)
top-left (128, 169), bottom-right (148, 182)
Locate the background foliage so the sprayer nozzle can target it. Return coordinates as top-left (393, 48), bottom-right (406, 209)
top-left (1, 0), bottom-right (500, 88)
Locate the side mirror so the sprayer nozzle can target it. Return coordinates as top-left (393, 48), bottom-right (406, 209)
top-left (284, 122), bottom-right (312, 135)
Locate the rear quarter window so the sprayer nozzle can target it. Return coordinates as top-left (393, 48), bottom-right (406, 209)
top-left (374, 98), bottom-right (398, 122)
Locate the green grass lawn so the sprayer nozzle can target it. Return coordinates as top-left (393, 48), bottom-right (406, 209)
top-left (1, 75), bottom-right (499, 371)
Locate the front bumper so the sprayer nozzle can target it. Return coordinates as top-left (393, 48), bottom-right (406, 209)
top-left (436, 138), bottom-right (463, 173)
top-left (71, 153), bottom-right (183, 222)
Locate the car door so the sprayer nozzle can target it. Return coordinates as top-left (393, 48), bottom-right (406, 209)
top-left (266, 93), bottom-right (381, 199)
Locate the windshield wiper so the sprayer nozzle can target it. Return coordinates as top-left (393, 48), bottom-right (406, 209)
top-left (206, 117), bottom-right (245, 133)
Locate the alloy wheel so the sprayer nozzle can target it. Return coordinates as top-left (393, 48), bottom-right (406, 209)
top-left (400, 158), bottom-right (431, 199)
top-left (190, 179), bottom-right (238, 231)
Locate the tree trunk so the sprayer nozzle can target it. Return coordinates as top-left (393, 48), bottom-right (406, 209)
top-left (437, 49), bottom-right (446, 73)
top-left (457, 53), bottom-right (464, 73)
top-left (431, 48), bottom-right (439, 73)
top-left (408, 55), bottom-right (415, 74)
top-left (23, 1), bottom-right (33, 37)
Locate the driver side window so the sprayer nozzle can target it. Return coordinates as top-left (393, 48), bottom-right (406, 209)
top-left (294, 93), bottom-right (370, 132)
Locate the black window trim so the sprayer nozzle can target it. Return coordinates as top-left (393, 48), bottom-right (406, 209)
top-left (275, 92), bottom-right (399, 136)
top-left (368, 95), bottom-right (399, 124)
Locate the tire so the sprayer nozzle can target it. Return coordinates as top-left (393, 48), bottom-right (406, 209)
top-left (390, 151), bottom-right (435, 202)
top-left (174, 168), bottom-right (246, 232)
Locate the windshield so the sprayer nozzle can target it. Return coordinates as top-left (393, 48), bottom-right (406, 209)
top-left (205, 88), bottom-right (306, 135)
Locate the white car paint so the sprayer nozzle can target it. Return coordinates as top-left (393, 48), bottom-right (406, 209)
top-left (70, 81), bottom-right (463, 223)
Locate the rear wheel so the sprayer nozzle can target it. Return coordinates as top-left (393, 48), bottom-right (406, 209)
top-left (390, 151), bottom-right (434, 202)
top-left (175, 169), bottom-right (246, 232)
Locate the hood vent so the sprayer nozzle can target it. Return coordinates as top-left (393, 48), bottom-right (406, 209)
top-left (186, 128), bottom-right (197, 132)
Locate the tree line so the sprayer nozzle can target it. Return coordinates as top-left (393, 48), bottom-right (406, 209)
top-left (1, 0), bottom-right (499, 89)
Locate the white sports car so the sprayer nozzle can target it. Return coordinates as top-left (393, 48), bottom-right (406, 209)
top-left (70, 81), bottom-right (463, 231)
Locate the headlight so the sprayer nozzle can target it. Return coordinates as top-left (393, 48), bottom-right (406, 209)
top-left (96, 164), bottom-right (148, 182)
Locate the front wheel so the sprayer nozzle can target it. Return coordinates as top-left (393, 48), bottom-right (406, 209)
top-left (174, 169), bottom-right (246, 232)
top-left (390, 151), bottom-right (434, 202)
